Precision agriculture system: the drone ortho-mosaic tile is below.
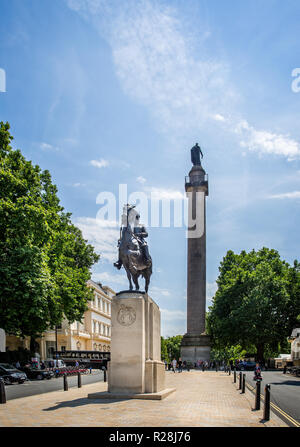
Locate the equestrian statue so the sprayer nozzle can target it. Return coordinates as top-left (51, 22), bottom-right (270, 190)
top-left (114, 204), bottom-right (152, 293)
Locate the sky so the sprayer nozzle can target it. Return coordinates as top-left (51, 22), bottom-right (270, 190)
top-left (0, 0), bottom-right (299, 336)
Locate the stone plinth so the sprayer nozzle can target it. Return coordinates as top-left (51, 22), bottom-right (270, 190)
top-left (92, 291), bottom-right (175, 400)
top-left (181, 334), bottom-right (211, 363)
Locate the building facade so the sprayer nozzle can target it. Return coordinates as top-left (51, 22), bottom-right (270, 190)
top-left (289, 328), bottom-right (300, 366)
top-left (5, 280), bottom-right (114, 360)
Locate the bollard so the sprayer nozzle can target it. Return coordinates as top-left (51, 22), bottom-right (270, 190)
top-left (255, 380), bottom-right (261, 410)
top-left (103, 368), bottom-right (107, 383)
top-left (0, 378), bottom-right (6, 404)
top-left (263, 384), bottom-right (271, 421)
top-left (229, 366), bottom-right (231, 376)
top-left (234, 368), bottom-right (236, 383)
top-left (242, 374), bottom-right (246, 393)
top-left (63, 373), bottom-right (68, 391)
top-left (77, 371), bottom-right (82, 388)
top-left (238, 372), bottom-right (242, 390)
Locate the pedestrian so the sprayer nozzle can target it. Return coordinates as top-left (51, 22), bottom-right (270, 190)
top-left (15, 361), bottom-right (21, 369)
top-left (172, 358), bottom-right (177, 373)
top-left (253, 362), bottom-right (262, 381)
top-left (283, 364), bottom-right (287, 374)
top-left (40, 361), bottom-right (45, 370)
top-left (89, 365), bottom-right (92, 374)
top-left (178, 357), bottom-right (183, 373)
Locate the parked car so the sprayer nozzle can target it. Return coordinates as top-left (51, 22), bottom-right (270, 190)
top-left (20, 366), bottom-right (54, 380)
top-left (236, 361), bottom-right (257, 371)
top-left (0, 363), bottom-right (27, 384)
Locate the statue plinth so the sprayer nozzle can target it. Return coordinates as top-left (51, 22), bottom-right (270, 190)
top-left (181, 333), bottom-right (211, 364)
top-left (88, 292), bottom-right (175, 400)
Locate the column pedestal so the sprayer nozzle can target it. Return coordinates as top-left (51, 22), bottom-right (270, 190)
top-left (88, 292), bottom-right (175, 400)
top-left (181, 334), bottom-right (211, 364)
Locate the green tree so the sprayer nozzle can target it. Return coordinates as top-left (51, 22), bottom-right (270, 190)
top-left (210, 345), bottom-right (247, 363)
top-left (161, 337), bottom-right (169, 362)
top-left (207, 248), bottom-right (300, 363)
top-left (0, 122), bottom-right (99, 340)
top-left (162, 335), bottom-right (183, 361)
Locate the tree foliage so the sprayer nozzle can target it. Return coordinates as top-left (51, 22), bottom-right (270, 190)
top-left (0, 122), bottom-right (99, 338)
top-left (161, 335), bottom-right (183, 361)
top-left (210, 345), bottom-right (247, 363)
top-left (207, 248), bottom-right (300, 362)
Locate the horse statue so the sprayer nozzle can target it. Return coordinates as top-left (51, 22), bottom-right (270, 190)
top-left (113, 204), bottom-right (152, 293)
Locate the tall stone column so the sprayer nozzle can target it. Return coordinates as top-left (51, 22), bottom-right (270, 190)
top-left (181, 161), bottom-right (211, 364)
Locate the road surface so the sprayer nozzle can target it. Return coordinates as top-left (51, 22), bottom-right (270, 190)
top-left (4, 370), bottom-right (104, 401)
top-left (243, 370), bottom-right (300, 427)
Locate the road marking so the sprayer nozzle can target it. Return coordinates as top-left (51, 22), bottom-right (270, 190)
top-left (245, 381), bottom-right (300, 427)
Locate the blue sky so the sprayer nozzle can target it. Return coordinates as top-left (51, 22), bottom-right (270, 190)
top-left (1, 0), bottom-right (299, 336)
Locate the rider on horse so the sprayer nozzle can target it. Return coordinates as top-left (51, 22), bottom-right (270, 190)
top-left (114, 206), bottom-right (151, 270)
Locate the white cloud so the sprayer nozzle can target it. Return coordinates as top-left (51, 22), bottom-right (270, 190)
top-left (145, 187), bottom-right (185, 200)
top-left (74, 217), bottom-right (119, 262)
top-left (212, 113), bottom-right (226, 122)
top-left (160, 308), bottom-right (186, 321)
top-left (66, 0), bottom-right (300, 162)
top-left (137, 176), bottom-right (146, 184)
top-left (151, 286), bottom-right (170, 297)
top-left (66, 0), bottom-right (235, 138)
top-left (266, 191), bottom-right (300, 200)
top-left (206, 282), bottom-right (217, 309)
top-left (90, 159), bottom-right (109, 168)
top-left (40, 142), bottom-right (59, 151)
top-left (235, 120), bottom-right (300, 161)
top-left (92, 271), bottom-right (127, 287)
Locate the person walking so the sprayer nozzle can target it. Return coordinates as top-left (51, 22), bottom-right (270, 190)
top-left (178, 357), bottom-right (183, 373)
top-left (172, 358), bottom-right (177, 373)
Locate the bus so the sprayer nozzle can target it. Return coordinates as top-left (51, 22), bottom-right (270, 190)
top-left (53, 350), bottom-right (110, 369)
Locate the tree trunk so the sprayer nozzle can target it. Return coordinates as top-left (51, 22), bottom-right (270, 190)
top-left (256, 343), bottom-right (265, 364)
top-left (30, 336), bottom-right (39, 355)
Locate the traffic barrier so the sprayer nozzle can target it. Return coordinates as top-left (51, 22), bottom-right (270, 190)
top-left (77, 372), bottom-right (82, 388)
top-left (264, 384), bottom-right (271, 421)
top-left (63, 373), bottom-right (68, 391)
top-left (242, 374), bottom-right (245, 393)
top-left (0, 378), bottom-right (6, 404)
top-left (255, 380), bottom-right (261, 410)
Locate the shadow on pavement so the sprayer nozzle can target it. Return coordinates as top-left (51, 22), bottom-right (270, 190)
top-left (43, 397), bottom-right (127, 411)
top-left (269, 380), bottom-right (300, 386)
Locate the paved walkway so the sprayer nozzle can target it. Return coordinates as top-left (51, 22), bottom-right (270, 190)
top-left (0, 371), bottom-right (287, 427)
